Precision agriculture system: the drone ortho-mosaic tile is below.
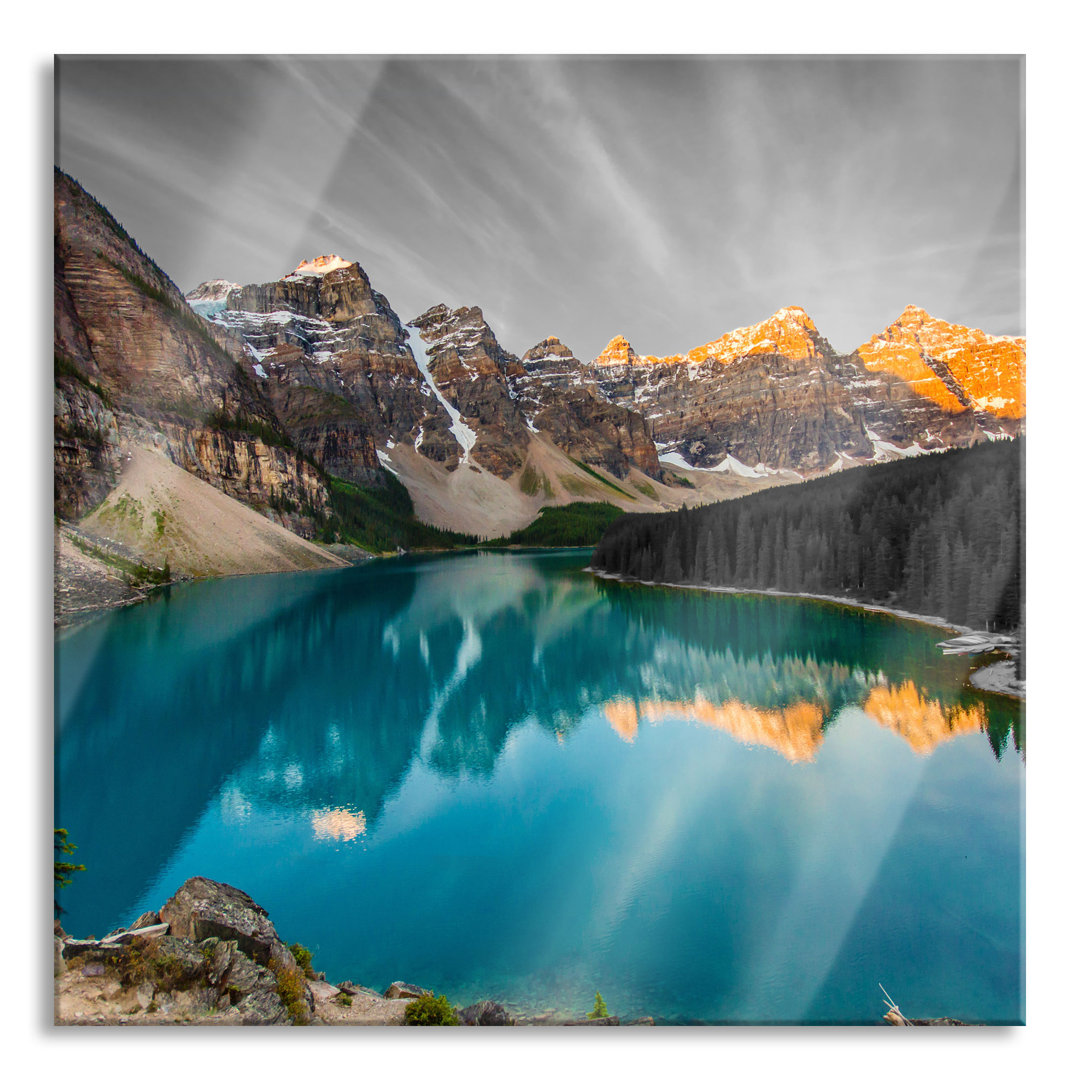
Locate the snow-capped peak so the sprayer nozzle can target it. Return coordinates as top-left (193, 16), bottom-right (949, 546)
top-left (288, 255), bottom-right (352, 278)
top-left (185, 279), bottom-right (239, 304)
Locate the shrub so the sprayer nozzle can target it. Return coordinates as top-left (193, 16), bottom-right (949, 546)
top-left (270, 959), bottom-right (309, 1025)
top-left (288, 942), bottom-right (316, 979)
top-left (403, 993), bottom-right (460, 1026)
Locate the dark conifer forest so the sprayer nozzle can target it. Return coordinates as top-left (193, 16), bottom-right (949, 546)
top-left (590, 439), bottom-right (1023, 631)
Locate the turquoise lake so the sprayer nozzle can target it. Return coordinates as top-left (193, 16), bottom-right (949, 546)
top-left (54, 550), bottom-right (1024, 1024)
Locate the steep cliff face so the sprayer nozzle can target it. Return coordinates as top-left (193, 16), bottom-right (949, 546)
top-left (514, 337), bottom-right (661, 479)
top-left (53, 375), bottom-right (122, 520)
top-left (54, 169), bottom-right (334, 531)
top-left (409, 304), bottom-right (531, 479)
top-left (590, 306), bottom-right (1025, 473)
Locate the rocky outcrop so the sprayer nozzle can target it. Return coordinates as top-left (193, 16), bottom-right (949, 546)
top-left (383, 980), bottom-right (433, 1000)
top-left (57, 933), bottom-right (293, 1025)
top-left (53, 876), bottom-right (523, 1027)
top-left (57, 877), bottom-right (316, 1025)
top-left (159, 877), bottom-right (308, 985)
top-left (513, 337), bottom-right (661, 479)
top-left (265, 383), bottom-right (383, 487)
top-left (165, 424), bottom-right (332, 530)
top-left (458, 1000), bottom-right (515, 1025)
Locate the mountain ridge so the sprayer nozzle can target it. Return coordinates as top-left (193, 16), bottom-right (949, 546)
top-left (55, 166), bottom-right (1025, 583)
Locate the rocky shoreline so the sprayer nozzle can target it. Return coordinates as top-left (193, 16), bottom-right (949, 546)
top-left (54, 876), bottom-right (652, 1027)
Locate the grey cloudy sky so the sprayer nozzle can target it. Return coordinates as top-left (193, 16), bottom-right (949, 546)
top-left (55, 55), bottom-right (1023, 359)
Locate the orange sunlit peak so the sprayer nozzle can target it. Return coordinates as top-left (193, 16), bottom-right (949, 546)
top-left (595, 335), bottom-right (638, 366)
top-left (292, 254), bottom-right (352, 276)
top-left (856, 307), bottom-right (1026, 419)
top-left (774, 305), bottom-right (814, 324)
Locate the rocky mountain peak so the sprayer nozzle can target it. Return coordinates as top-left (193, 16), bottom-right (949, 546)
top-left (185, 279), bottom-right (239, 304)
top-left (775, 304), bottom-right (814, 324)
top-left (595, 308), bottom-right (826, 371)
top-left (857, 308), bottom-right (1026, 419)
top-left (523, 336), bottom-right (575, 362)
top-left (595, 335), bottom-right (639, 366)
top-left (287, 254), bottom-right (353, 278)
top-left (685, 306), bottom-right (824, 365)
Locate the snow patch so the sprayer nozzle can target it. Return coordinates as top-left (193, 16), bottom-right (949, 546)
top-left (973, 395), bottom-right (1009, 411)
top-left (714, 454), bottom-right (773, 479)
top-left (658, 450), bottom-right (772, 478)
top-left (404, 324), bottom-right (477, 462)
top-left (865, 427), bottom-right (928, 461)
top-left (375, 449), bottom-right (400, 477)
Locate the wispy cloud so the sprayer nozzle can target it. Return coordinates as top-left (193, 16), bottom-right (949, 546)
top-left (56, 56), bottom-right (1023, 359)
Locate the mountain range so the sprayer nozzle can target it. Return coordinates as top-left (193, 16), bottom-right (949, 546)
top-left (53, 167), bottom-right (1025, 598)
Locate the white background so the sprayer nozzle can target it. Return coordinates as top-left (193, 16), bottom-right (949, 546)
top-left (8, 1), bottom-right (1075, 1074)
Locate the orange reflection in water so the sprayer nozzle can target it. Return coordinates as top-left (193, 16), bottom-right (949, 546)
top-left (311, 807), bottom-right (367, 842)
top-left (863, 681), bottom-right (987, 754)
top-left (604, 696), bottom-right (826, 763)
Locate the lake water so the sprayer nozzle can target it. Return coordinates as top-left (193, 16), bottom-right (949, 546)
top-left (54, 550), bottom-right (1024, 1024)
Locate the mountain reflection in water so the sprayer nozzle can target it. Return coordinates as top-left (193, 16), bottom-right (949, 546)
top-left (55, 550), bottom-right (1024, 1025)
top-left (605, 682), bottom-right (994, 763)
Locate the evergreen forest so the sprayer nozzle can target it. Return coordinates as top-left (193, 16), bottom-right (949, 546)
top-left (590, 439), bottom-right (1023, 631)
